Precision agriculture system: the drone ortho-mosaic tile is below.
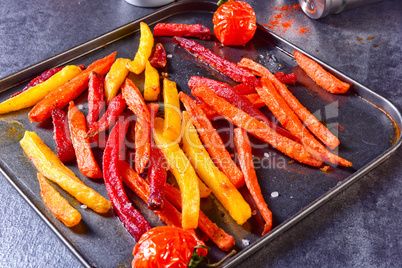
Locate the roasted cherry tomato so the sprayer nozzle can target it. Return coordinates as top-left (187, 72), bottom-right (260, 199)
top-left (213, 1), bottom-right (257, 46)
top-left (132, 226), bottom-right (208, 268)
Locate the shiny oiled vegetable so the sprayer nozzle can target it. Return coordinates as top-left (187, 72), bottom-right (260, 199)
top-left (127, 22), bottom-right (154, 74)
top-left (20, 131), bottom-right (111, 213)
top-left (104, 58), bottom-right (131, 103)
top-left (0, 65), bottom-right (82, 114)
top-left (153, 117), bottom-right (201, 229)
top-left (37, 173), bottom-right (81, 227)
top-left (182, 112), bottom-right (252, 225)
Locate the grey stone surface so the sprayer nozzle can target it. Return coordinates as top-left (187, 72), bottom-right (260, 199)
top-left (0, 0), bottom-right (401, 267)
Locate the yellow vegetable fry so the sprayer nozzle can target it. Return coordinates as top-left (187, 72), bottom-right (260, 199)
top-left (144, 61), bottom-right (160, 101)
top-left (20, 131), bottom-right (111, 214)
top-left (153, 117), bottom-right (201, 229)
top-left (163, 78), bottom-right (181, 142)
top-left (127, 22), bottom-right (154, 74)
top-left (104, 58), bottom-right (131, 103)
top-left (37, 173), bottom-right (81, 227)
top-left (0, 65), bottom-right (82, 114)
top-left (182, 112), bottom-right (252, 225)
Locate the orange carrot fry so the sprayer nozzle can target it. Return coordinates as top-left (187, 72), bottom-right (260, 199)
top-left (256, 78), bottom-right (351, 166)
top-left (293, 50), bottom-right (350, 94)
top-left (178, 93), bottom-right (245, 188)
top-left (118, 161), bottom-right (182, 228)
top-left (29, 52), bottom-right (116, 122)
top-left (37, 173), bottom-right (81, 227)
top-left (67, 101), bottom-right (103, 178)
top-left (238, 58), bottom-right (340, 150)
top-left (191, 83), bottom-right (322, 167)
top-left (121, 78), bottom-right (150, 174)
top-left (163, 183), bottom-right (235, 251)
top-left (234, 128), bottom-right (272, 235)
top-left (245, 93), bottom-right (265, 109)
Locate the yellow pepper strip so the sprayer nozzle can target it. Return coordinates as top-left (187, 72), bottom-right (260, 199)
top-left (144, 61), bottom-right (160, 101)
top-left (104, 58), bottom-right (131, 103)
top-left (163, 78), bottom-right (181, 143)
top-left (153, 117), bottom-right (202, 229)
top-left (127, 22), bottom-right (154, 74)
top-left (0, 65), bottom-right (82, 114)
top-left (182, 112), bottom-right (252, 225)
top-left (20, 131), bottom-right (111, 214)
top-left (37, 173), bottom-right (81, 227)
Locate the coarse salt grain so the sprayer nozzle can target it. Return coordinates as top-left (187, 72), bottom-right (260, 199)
top-left (81, 205), bottom-right (87, 209)
top-left (271, 191), bottom-right (279, 198)
top-left (264, 152), bottom-right (270, 157)
top-left (167, 54), bottom-right (173, 58)
top-left (242, 239), bottom-right (250, 246)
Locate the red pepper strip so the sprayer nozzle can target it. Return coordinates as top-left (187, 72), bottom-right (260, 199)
top-left (274, 72), bottom-right (297, 85)
top-left (173, 36), bottom-right (257, 85)
top-left (118, 160), bottom-right (182, 228)
top-left (149, 43), bottom-right (167, 68)
top-left (147, 142), bottom-right (167, 210)
top-left (154, 23), bottom-right (211, 40)
top-left (87, 72), bottom-right (105, 126)
top-left (51, 109), bottom-right (75, 163)
top-left (234, 128), bottom-right (272, 235)
top-left (121, 78), bottom-right (151, 174)
top-left (86, 94), bottom-right (126, 138)
top-left (29, 52), bottom-right (116, 122)
top-left (68, 101), bottom-right (103, 178)
top-left (191, 83), bottom-right (322, 167)
top-left (232, 83), bottom-right (256, 95)
top-left (103, 118), bottom-right (151, 240)
top-left (12, 67), bottom-right (64, 98)
top-left (188, 76), bottom-right (300, 143)
top-left (163, 183), bottom-right (235, 251)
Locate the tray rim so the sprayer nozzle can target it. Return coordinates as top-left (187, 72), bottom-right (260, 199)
top-left (0, 1), bottom-right (401, 267)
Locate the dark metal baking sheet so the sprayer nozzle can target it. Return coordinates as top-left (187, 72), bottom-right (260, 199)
top-left (0, 2), bottom-right (400, 267)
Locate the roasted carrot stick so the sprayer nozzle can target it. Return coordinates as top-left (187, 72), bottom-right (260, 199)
top-left (86, 94), bottom-right (126, 138)
top-left (163, 183), bottom-right (235, 251)
top-left (37, 173), bottom-right (81, 227)
top-left (294, 51), bottom-right (350, 94)
top-left (188, 76), bottom-right (299, 143)
top-left (238, 58), bottom-right (340, 149)
top-left (245, 93), bottom-right (265, 109)
top-left (178, 92), bottom-right (245, 188)
top-left (67, 101), bottom-right (103, 178)
top-left (118, 160), bottom-right (181, 228)
top-left (173, 36), bottom-right (257, 85)
top-left (191, 83), bottom-right (322, 167)
top-left (256, 78), bottom-right (351, 166)
top-left (234, 128), bottom-right (272, 235)
top-left (121, 78), bottom-right (150, 174)
top-left (29, 52), bottom-right (116, 122)
top-left (87, 72), bottom-right (105, 126)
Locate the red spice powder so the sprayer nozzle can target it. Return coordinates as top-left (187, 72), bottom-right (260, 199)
top-left (263, 3), bottom-right (311, 40)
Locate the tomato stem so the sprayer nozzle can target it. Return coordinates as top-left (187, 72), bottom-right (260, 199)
top-left (216, 0), bottom-right (228, 7)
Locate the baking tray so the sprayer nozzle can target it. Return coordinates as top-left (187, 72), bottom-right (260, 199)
top-left (0, 1), bottom-right (401, 267)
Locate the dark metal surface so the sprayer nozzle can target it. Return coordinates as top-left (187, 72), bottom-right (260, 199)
top-left (0, 1), bottom-right (400, 268)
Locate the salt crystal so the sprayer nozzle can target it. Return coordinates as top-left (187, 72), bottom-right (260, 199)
top-left (264, 152), bottom-right (269, 158)
top-left (81, 205), bottom-right (87, 209)
top-left (242, 239), bottom-right (250, 246)
top-left (271, 191), bottom-right (279, 198)
top-left (167, 54), bottom-right (173, 58)
top-left (78, 104), bottom-right (84, 110)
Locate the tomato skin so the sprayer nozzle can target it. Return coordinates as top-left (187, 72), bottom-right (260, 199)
top-left (132, 226), bottom-right (207, 268)
top-left (213, 1), bottom-right (257, 46)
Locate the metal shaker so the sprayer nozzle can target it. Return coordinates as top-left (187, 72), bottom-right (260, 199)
top-left (299, 0), bottom-right (383, 19)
